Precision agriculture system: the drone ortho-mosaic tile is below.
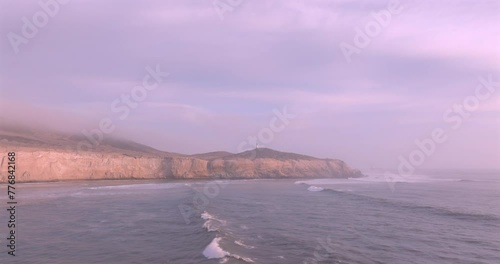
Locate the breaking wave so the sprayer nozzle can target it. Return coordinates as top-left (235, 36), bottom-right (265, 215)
top-left (307, 186), bottom-right (324, 192)
top-left (350, 173), bottom-right (462, 183)
top-left (88, 182), bottom-right (187, 190)
top-left (201, 211), bottom-right (254, 263)
top-left (298, 181), bottom-right (500, 222)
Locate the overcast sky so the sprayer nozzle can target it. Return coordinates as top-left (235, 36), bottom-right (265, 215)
top-left (1, 0), bottom-right (499, 170)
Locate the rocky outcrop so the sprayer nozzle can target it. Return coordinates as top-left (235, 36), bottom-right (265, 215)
top-left (0, 128), bottom-right (363, 182)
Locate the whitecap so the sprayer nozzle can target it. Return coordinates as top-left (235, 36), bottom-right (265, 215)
top-left (203, 220), bottom-right (218, 232)
top-left (350, 173), bottom-right (462, 183)
top-left (203, 237), bottom-right (229, 259)
top-left (88, 183), bottom-right (183, 190)
top-left (296, 179), bottom-right (352, 185)
top-left (201, 211), bottom-right (214, 220)
top-left (307, 186), bottom-right (324, 192)
top-left (203, 237), bottom-right (255, 263)
top-left (201, 211), bottom-right (226, 232)
top-left (235, 240), bottom-right (255, 249)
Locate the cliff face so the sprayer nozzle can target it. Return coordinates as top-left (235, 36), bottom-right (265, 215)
top-left (0, 129), bottom-right (363, 182)
top-left (0, 149), bottom-right (166, 182)
top-left (0, 147), bottom-right (362, 182)
top-left (165, 154), bottom-right (361, 179)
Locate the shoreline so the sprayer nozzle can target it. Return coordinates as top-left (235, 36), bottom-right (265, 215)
top-left (4, 175), bottom-right (363, 185)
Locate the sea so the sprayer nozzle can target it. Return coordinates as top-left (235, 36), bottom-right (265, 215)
top-left (0, 170), bottom-right (499, 264)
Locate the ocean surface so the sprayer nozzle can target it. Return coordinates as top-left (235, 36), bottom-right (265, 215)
top-left (1, 170), bottom-right (499, 264)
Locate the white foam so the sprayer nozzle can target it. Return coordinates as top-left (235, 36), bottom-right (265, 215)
top-left (200, 212), bottom-right (254, 263)
top-left (203, 237), bottom-right (229, 259)
top-left (235, 240), bottom-right (255, 249)
top-left (202, 236), bottom-right (255, 263)
top-left (240, 257), bottom-right (255, 263)
top-left (307, 186), bottom-right (324, 192)
top-left (350, 173), bottom-right (461, 183)
top-left (201, 211), bottom-right (214, 220)
top-left (203, 220), bottom-right (218, 232)
top-left (88, 183), bottom-right (183, 190)
top-left (202, 212), bottom-right (216, 231)
top-left (295, 179), bottom-right (352, 185)
top-left (201, 212), bottom-right (226, 232)
top-left (296, 174), bottom-right (461, 186)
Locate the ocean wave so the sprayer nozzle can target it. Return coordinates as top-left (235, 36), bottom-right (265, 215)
top-left (307, 186), bottom-right (324, 192)
top-left (201, 211), bottom-right (254, 263)
top-left (298, 181), bottom-right (500, 222)
top-left (201, 211), bottom-right (215, 220)
top-left (296, 174), bottom-right (464, 186)
top-left (201, 211), bottom-right (226, 232)
top-left (203, 237), bottom-right (229, 259)
top-left (295, 179), bottom-right (354, 185)
top-left (88, 182), bottom-right (186, 190)
top-left (203, 237), bottom-right (255, 263)
top-left (235, 240), bottom-right (255, 249)
top-left (350, 173), bottom-right (462, 184)
top-left (400, 203), bottom-right (500, 222)
top-left (203, 221), bottom-right (219, 232)
top-left (318, 188), bottom-right (500, 222)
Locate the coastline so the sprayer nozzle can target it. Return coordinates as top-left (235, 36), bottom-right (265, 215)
top-left (0, 130), bottom-right (363, 183)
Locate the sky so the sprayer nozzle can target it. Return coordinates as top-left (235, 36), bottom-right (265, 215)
top-left (0, 0), bottom-right (499, 170)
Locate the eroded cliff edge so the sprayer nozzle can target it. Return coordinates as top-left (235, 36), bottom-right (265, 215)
top-left (0, 129), bottom-right (363, 182)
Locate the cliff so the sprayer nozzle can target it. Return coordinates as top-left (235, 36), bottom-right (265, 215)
top-left (0, 128), bottom-right (363, 182)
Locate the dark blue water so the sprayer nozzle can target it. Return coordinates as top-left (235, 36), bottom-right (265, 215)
top-left (0, 170), bottom-right (499, 263)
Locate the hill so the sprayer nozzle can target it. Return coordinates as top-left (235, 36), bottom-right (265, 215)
top-left (0, 127), bottom-right (363, 182)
